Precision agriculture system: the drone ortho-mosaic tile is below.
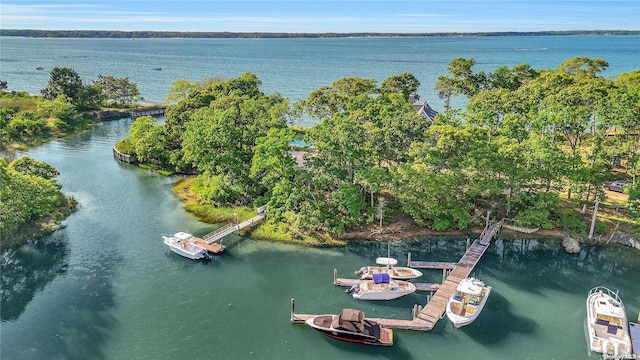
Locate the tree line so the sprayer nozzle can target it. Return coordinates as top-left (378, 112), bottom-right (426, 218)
top-left (117, 57), bottom-right (640, 241)
top-left (2, 29), bottom-right (639, 39)
top-left (1, 68), bottom-right (141, 151)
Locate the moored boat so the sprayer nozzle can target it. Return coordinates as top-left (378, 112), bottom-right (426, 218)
top-left (446, 277), bottom-right (491, 328)
top-left (305, 308), bottom-right (393, 346)
top-left (163, 232), bottom-right (210, 260)
top-left (354, 257), bottom-right (423, 280)
top-left (347, 273), bottom-right (416, 300)
top-left (586, 286), bottom-right (633, 358)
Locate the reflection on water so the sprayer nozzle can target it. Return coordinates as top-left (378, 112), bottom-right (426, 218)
top-left (1, 231), bottom-right (69, 322)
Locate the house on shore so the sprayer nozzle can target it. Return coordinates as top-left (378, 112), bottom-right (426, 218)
top-left (409, 93), bottom-right (439, 121)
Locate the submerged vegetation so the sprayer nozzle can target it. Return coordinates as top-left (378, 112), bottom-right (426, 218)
top-left (116, 57), bottom-right (640, 245)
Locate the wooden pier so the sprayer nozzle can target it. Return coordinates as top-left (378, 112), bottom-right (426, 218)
top-left (130, 108), bottom-right (165, 119)
top-left (98, 108), bottom-right (165, 121)
top-left (292, 220), bottom-right (503, 331)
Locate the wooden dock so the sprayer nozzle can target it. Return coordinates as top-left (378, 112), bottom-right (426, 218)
top-left (630, 322), bottom-right (640, 359)
top-left (130, 108), bottom-right (165, 119)
top-left (291, 220), bottom-right (503, 331)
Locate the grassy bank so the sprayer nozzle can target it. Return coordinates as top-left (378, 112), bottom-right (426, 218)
top-left (172, 177), bottom-right (345, 246)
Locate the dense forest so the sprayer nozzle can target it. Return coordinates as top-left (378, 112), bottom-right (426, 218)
top-left (2, 29), bottom-right (639, 39)
top-left (115, 57), bottom-right (640, 243)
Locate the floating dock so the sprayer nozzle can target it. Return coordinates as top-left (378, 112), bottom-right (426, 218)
top-left (292, 220), bottom-right (503, 331)
top-left (630, 322), bottom-right (640, 359)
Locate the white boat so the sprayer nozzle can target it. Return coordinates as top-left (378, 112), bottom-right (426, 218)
top-left (354, 257), bottom-right (423, 280)
top-left (586, 286), bottom-right (633, 358)
top-left (446, 277), bottom-right (491, 328)
top-left (163, 232), bottom-right (210, 260)
top-left (346, 273), bottom-right (416, 300)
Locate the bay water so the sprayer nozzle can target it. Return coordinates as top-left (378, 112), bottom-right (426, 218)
top-left (1, 36), bottom-right (640, 359)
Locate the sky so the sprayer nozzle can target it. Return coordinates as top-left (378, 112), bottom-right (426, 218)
top-left (1, 1), bottom-right (639, 33)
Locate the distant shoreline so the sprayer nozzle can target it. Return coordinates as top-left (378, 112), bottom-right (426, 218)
top-left (1, 29), bottom-right (639, 39)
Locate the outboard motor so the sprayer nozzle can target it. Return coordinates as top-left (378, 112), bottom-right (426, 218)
top-left (345, 284), bottom-right (360, 294)
top-left (354, 267), bottom-right (368, 276)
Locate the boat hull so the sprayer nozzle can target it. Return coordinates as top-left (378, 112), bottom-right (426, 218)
top-left (352, 279), bottom-right (416, 300)
top-left (585, 286), bottom-right (633, 358)
top-left (355, 257), bottom-right (423, 280)
top-left (163, 233), bottom-right (210, 260)
top-left (166, 245), bottom-right (209, 260)
top-left (358, 266), bottom-right (423, 280)
top-left (305, 314), bottom-right (393, 346)
top-left (446, 283), bottom-right (491, 328)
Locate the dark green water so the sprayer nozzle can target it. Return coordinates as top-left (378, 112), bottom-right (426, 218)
top-left (2, 119), bottom-right (639, 359)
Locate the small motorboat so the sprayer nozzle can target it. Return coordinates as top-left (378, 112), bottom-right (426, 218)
top-left (305, 308), bottom-right (393, 346)
top-left (354, 257), bottom-right (423, 280)
top-left (35, 66), bottom-right (44, 70)
top-left (347, 273), bottom-right (416, 300)
top-left (586, 286), bottom-right (633, 358)
top-left (446, 277), bottom-right (491, 328)
top-left (163, 232), bottom-right (210, 260)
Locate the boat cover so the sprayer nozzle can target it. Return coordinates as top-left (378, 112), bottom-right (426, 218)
top-left (339, 308), bottom-right (365, 323)
top-left (375, 257), bottom-right (398, 266)
top-left (373, 273), bottom-right (390, 284)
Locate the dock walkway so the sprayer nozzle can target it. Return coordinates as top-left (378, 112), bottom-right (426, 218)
top-left (202, 213), bottom-right (265, 244)
top-left (292, 220), bottom-right (503, 331)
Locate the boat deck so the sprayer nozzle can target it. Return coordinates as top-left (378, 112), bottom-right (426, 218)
top-left (193, 237), bottom-right (225, 254)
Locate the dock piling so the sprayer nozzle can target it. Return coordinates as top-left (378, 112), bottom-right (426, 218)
top-left (290, 298), bottom-right (295, 322)
top-left (293, 221), bottom-right (503, 332)
top-left (407, 252), bottom-right (412, 267)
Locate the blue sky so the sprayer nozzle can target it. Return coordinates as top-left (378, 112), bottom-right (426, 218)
top-left (1, 1), bottom-right (638, 33)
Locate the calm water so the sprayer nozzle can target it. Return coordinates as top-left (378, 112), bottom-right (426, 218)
top-left (1, 36), bottom-right (639, 111)
top-left (1, 36), bottom-right (640, 359)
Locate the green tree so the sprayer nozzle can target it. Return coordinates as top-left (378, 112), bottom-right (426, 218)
top-left (166, 79), bottom-right (201, 104)
top-left (379, 73), bottom-right (420, 100)
top-left (127, 116), bottom-right (167, 164)
top-left (37, 95), bottom-right (76, 124)
top-left (251, 127), bottom-right (297, 191)
top-left (93, 75), bottom-right (142, 107)
top-left (41, 67), bottom-right (84, 104)
top-left (295, 77), bottom-right (377, 119)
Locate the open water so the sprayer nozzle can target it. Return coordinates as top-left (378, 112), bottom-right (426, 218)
top-left (1, 36), bottom-right (640, 360)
